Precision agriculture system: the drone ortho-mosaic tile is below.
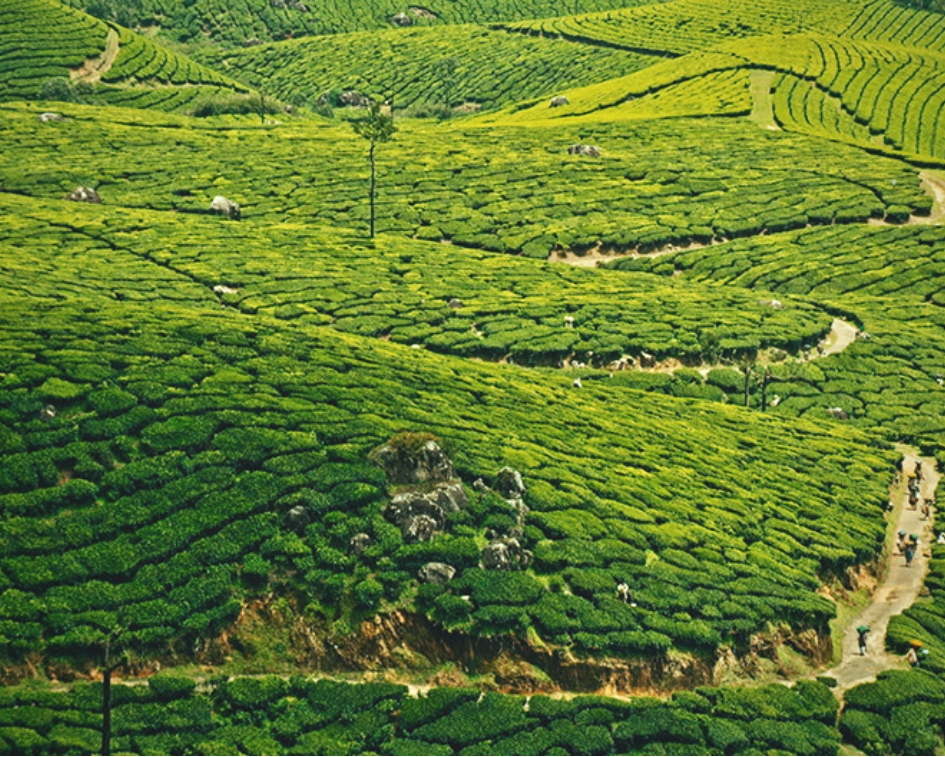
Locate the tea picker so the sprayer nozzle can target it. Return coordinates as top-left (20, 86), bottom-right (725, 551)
top-left (857, 625), bottom-right (869, 655)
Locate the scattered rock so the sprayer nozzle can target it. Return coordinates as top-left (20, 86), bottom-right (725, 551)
top-left (494, 467), bottom-right (525, 499)
top-left (759, 298), bottom-right (784, 309)
top-left (373, 434), bottom-right (455, 485)
top-left (390, 11), bottom-right (413, 26)
top-left (288, 0), bottom-right (309, 10)
top-left (472, 478), bottom-right (489, 492)
top-left (39, 404), bottom-right (57, 421)
top-left (454, 102), bottom-right (481, 115)
top-left (212, 284), bottom-right (240, 295)
top-left (282, 505), bottom-right (311, 533)
top-left (350, 532), bottom-right (371, 555)
top-left (402, 513), bottom-right (437, 543)
top-left (572, 377), bottom-right (583, 388)
top-left (826, 407), bottom-right (849, 420)
top-left (388, 482), bottom-right (469, 532)
top-left (210, 195), bottom-right (241, 220)
top-left (482, 537), bottom-right (531, 570)
top-left (419, 562), bottom-right (456, 584)
top-left (408, 5), bottom-right (438, 18)
top-left (39, 112), bottom-right (64, 123)
top-left (640, 351), bottom-right (655, 368)
top-left (242, 38), bottom-right (262, 47)
top-left (447, 298), bottom-right (463, 309)
top-left (568, 144), bottom-right (600, 157)
top-left (64, 186), bottom-right (101, 204)
top-left (338, 90), bottom-right (372, 108)
top-left (549, 95), bottom-right (570, 107)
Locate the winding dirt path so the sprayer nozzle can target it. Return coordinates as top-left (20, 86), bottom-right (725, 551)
top-left (824, 452), bottom-right (938, 693)
top-left (71, 28), bottom-right (120, 84)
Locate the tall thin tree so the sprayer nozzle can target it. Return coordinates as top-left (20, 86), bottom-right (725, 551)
top-left (351, 100), bottom-right (397, 238)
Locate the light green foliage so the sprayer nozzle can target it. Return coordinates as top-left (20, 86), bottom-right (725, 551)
top-left (0, 0), bottom-right (249, 110)
top-left (61, 0), bottom-right (661, 45)
top-left (200, 24), bottom-right (657, 113)
top-left (0, 104), bottom-right (926, 259)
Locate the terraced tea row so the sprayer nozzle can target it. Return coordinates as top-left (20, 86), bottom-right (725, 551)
top-left (0, 0), bottom-right (107, 99)
top-left (1, 0), bottom-right (248, 109)
top-left (615, 222), bottom-right (945, 450)
top-left (0, 201), bottom-right (895, 665)
top-left (496, 33), bottom-right (945, 161)
top-left (62, 0), bottom-right (658, 44)
top-left (202, 24), bottom-right (656, 113)
top-left (844, 0), bottom-right (945, 53)
top-left (617, 223), bottom-right (945, 301)
top-left (502, 0), bottom-right (860, 55)
top-left (0, 104), bottom-right (926, 259)
top-left (0, 675), bottom-right (844, 755)
top-left (0, 192), bottom-right (835, 367)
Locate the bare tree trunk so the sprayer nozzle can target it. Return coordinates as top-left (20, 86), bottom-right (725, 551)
top-left (101, 665), bottom-right (112, 756)
top-left (369, 142), bottom-right (376, 238)
top-left (743, 364), bottom-right (751, 408)
top-left (760, 368), bottom-right (770, 411)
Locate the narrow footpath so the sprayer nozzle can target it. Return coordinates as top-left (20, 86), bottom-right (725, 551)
top-left (825, 452), bottom-right (939, 692)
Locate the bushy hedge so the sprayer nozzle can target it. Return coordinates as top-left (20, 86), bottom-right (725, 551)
top-left (0, 675), bottom-right (845, 755)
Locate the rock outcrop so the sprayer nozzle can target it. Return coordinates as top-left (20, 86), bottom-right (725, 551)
top-left (64, 186), bottom-right (101, 204)
top-left (419, 562), bottom-right (456, 584)
top-left (210, 195), bottom-right (241, 220)
top-left (372, 434), bottom-right (455, 485)
top-left (388, 482), bottom-right (468, 542)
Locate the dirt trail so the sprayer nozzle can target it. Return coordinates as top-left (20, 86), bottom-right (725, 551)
top-left (824, 452), bottom-right (939, 692)
top-left (817, 318), bottom-right (858, 359)
top-left (589, 316), bottom-right (859, 378)
top-left (748, 69), bottom-right (779, 131)
top-left (71, 28), bottom-right (120, 84)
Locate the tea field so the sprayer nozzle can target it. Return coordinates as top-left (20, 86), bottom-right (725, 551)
top-left (62, 0), bottom-right (660, 44)
top-left (200, 25), bottom-right (657, 113)
top-left (0, 219), bottom-right (895, 662)
top-left (1, 0), bottom-right (250, 112)
top-left (0, 674), bottom-right (845, 755)
top-left (0, 192), bottom-right (837, 367)
top-left (7, 0), bottom-right (945, 751)
top-left (0, 104), bottom-right (928, 259)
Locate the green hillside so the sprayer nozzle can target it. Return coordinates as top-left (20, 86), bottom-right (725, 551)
top-left (61, 0), bottom-right (660, 44)
top-left (0, 184), bottom-right (895, 666)
top-left (7, 0), bottom-right (945, 752)
top-left (202, 24), bottom-right (656, 112)
top-left (0, 104), bottom-right (927, 259)
top-left (1, 0), bottom-right (250, 112)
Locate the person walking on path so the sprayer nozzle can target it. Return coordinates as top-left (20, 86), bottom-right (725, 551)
top-left (905, 534), bottom-right (919, 567)
top-left (857, 625), bottom-right (870, 655)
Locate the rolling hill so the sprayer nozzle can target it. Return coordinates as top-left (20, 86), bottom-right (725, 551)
top-left (5, 0), bottom-right (945, 752)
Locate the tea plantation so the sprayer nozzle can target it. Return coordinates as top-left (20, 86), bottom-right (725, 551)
top-left (1, 0), bottom-right (250, 112)
top-left (0, 104), bottom-right (928, 259)
top-left (7, 0), bottom-right (945, 752)
top-left (62, 0), bottom-right (659, 44)
top-left (0, 674), bottom-right (844, 755)
top-left (199, 25), bottom-right (657, 113)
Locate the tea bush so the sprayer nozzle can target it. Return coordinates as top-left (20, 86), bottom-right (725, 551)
top-left (0, 675), bottom-right (845, 755)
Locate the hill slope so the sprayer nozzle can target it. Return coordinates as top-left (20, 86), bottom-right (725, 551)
top-left (61, 0), bottom-right (662, 45)
top-left (1, 0), bottom-right (249, 112)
